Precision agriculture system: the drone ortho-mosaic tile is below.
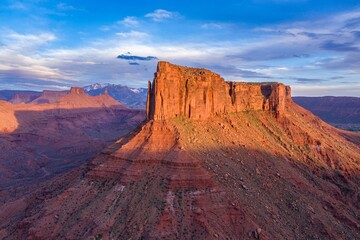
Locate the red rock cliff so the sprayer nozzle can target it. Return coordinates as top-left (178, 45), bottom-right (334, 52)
top-left (146, 61), bottom-right (291, 120)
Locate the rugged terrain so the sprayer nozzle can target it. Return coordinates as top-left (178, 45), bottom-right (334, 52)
top-left (0, 90), bottom-right (41, 103)
top-left (0, 62), bottom-right (359, 239)
top-left (0, 87), bottom-right (145, 202)
top-left (294, 96), bottom-right (360, 132)
top-left (0, 84), bottom-right (148, 109)
top-left (85, 83), bottom-right (147, 109)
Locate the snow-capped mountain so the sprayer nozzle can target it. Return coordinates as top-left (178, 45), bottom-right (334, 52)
top-left (84, 83), bottom-right (109, 92)
top-left (83, 83), bottom-right (147, 109)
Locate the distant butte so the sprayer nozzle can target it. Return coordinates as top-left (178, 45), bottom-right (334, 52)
top-left (69, 87), bottom-right (85, 94)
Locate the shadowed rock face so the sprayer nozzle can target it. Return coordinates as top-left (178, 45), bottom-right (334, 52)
top-left (147, 61), bottom-right (291, 120)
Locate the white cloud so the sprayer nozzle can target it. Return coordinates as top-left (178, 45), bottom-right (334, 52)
top-left (56, 3), bottom-right (76, 11)
top-left (145, 9), bottom-right (180, 22)
top-left (100, 17), bottom-right (140, 32)
top-left (1, 31), bottom-right (56, 51)
top-left (116, 31), bottom-right (149, 39)
top-left (118, 17), bottom-right (139, 27)
top-left (0, 30), bottom-right (76, 88)
top-left (292, 83), bottom-right (360, 97)
top-left (2, 8), bottom-right (360, 95)
top-left (201, 23), bottom-right (227, 29)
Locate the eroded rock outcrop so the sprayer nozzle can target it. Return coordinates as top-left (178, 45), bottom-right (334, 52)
top-left (30, 90), bottom-right (68, 104)
top-left (56, 86), bottom-right (126, 109)
top-left (70, 87), bottom-right (85, 94)
top-left (147, 61), bottom-right (291, 120)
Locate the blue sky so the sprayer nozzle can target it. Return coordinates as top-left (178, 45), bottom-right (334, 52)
top-left (1, 0), bottom-right (360, 96)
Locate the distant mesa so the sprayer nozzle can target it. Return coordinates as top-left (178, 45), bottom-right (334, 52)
top-left (7, 90), bottom-right (67, 105)
top-left (10, 92), bottom-right (42, 104)
top-left (0, 85), bottom-right (128, 133)
top-left (56, 86), bottom-right (126, 109)
top-left (69, 87), bottom-right (85, 94)
top-left (146, 61), bottom-right (291, 120)
top-left (31, 90), bottom-right (68, 104)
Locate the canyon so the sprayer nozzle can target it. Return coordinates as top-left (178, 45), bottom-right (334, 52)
top-left (293, 96), bottom-right (360, 132)
top-left (0, 62), bottom-right (359, 239)
top-left (0, 88), bottom-right (145, 202)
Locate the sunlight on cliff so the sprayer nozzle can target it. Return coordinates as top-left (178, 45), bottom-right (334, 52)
top-left (0, 108), bottom-right (18, 133)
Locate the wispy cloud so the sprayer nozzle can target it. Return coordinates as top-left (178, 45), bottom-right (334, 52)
top-left (100, 16), bottom-right (140, 32)
top-left (201, 23), bottom-right (228, 29)
top-left (7, 1), bottom-right (27, 10)
top-left (118, 16), bottom-right (139, 27)
top-left (291, 77), bottom-right (325, 84)
top-left (116, 30), bottom-right (149, 39)
top-left (145, 9), bottom-right (181, 22)
top-left (292, 83), bottom-right (360, 96)
top-left (2, 31), bottom-right (56, 50)
top-left (56, 3), bottom-right (76, 11)
top-left (320, 40), bottom-right (359, 52)
top-left (0, 30), bottom-right (78, 90)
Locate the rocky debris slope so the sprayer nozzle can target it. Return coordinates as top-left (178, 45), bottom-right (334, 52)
top-left (0, 63), bottom-right (359, 239)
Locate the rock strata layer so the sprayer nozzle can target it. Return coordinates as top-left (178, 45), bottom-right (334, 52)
top-left (147, 61), bottom-right (291, 120)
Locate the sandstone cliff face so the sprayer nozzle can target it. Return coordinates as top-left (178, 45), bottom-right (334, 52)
top-left (147, 62), bottom-right (291, 120)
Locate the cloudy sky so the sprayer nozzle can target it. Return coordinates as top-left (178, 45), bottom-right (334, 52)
top-left (1, 0), bottom-right (360, 96)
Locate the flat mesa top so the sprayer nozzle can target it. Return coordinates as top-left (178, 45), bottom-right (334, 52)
top-left (226, 81), bottom-right (279, 86)
top-left (158, 61), bottom-right (280, 85)
top-left (158, 61), bottom-right (220, 77)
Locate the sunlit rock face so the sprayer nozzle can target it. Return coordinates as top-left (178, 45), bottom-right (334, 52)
top-left (146, 61), bottom-right (290, 120)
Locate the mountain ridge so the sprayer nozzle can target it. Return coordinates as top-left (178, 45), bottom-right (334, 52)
top-left (84, 83), bottom-right (147, 109)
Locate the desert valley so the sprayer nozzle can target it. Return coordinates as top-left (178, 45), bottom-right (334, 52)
top-left (0, 62), bottom-right (359, 239)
